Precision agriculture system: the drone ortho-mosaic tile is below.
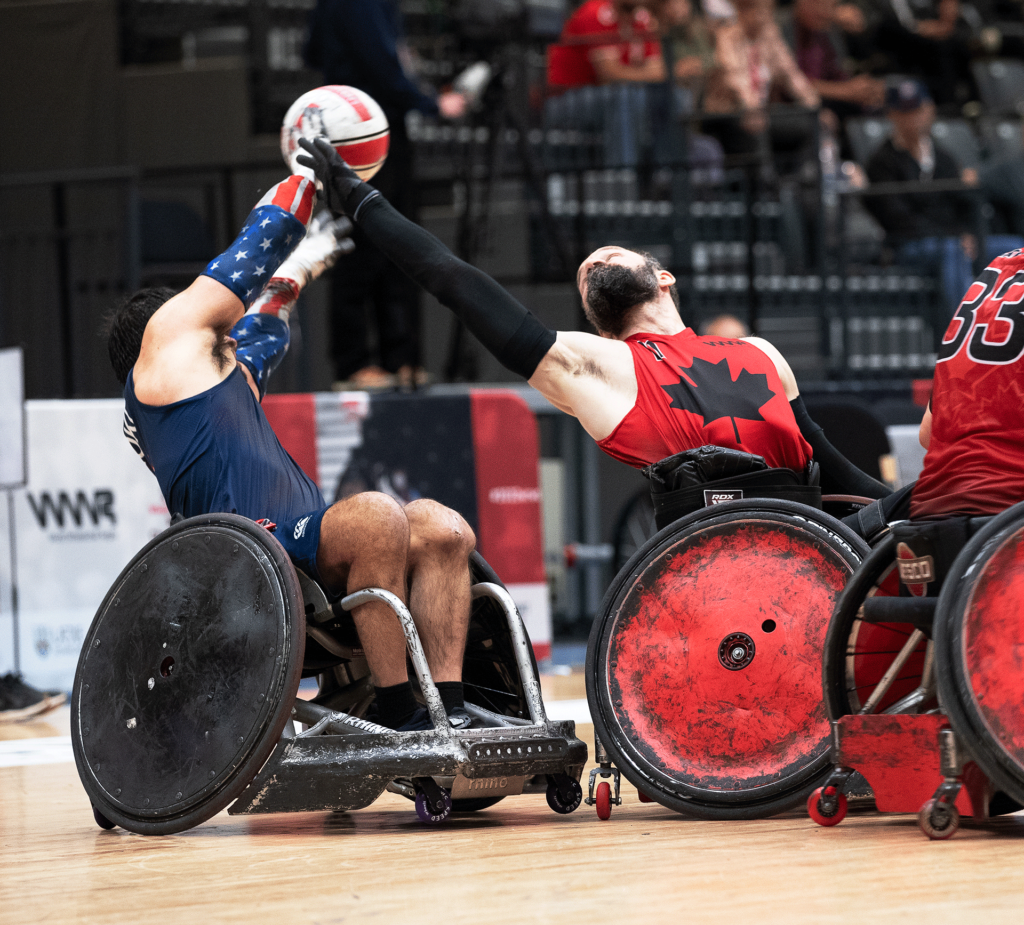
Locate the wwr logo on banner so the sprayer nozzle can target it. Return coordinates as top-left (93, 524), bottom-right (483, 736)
top-left (27, 490), bottom-right (116, 530)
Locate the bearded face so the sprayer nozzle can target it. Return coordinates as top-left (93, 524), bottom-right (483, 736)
top-left (582, 257), bottom-right (661, 337)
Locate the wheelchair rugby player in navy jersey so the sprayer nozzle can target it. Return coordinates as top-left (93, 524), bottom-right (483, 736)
top-left (105, 173), bottom-right (478, 735)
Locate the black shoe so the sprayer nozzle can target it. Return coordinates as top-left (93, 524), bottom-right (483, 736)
top-left (0, 673), bottom-right (63, 722)
top-left (396, 706), bottom-right (434, 731)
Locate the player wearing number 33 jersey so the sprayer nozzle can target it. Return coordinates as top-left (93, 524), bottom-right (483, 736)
top-left (913, 248), bottom-right (1024, 518)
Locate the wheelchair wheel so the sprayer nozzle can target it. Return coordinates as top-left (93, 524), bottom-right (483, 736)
top-left (587, 499), bottom-right (868, 819)
top-left (71, 514), bottom-right (305, 835)
top-left (822, 534), bottom-right (928, 719)
top-left (935, 502), bottom-right (1024, 806)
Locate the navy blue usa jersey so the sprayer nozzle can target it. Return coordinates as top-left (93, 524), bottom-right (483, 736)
top-left (123, 366), bottom-right (325, 522)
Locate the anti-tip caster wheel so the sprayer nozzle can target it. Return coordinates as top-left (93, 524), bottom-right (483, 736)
top-left (546, 775), bottom-right (583, 815)
top-left (595, 781), bottom-right (612, 820)
top-left (637, 790), bottom-right (654, 803)
top-left (918, 798), bottom-right (960, 840)
top-left (92, 805), bottom-right (117, 831)
top-left (415, 790), bottom-right (453, 824)
top-left (807, 786), bottom-right (848, 827)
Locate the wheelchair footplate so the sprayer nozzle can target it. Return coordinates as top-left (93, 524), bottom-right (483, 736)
top-left (229, 582), bottom-right (586, 823)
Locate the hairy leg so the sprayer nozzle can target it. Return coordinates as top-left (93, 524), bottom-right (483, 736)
top-left (405, 499), bottom-right (476, 683)
top-left (316, 491), bottom-right (410, 687)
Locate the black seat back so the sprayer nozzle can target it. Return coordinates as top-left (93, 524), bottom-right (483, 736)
top-left (644, 445), bottom-right (821, 531)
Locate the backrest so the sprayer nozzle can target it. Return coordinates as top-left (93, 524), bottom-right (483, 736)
top-left (650, 466), bottom-right (822, 530)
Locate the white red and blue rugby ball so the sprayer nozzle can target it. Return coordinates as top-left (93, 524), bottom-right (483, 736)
top-left (281, 85), bottom-right (390, 181)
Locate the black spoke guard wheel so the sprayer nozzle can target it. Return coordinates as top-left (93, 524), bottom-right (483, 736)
top-left (72, 514), bottom-right (305, 835)
top-left (587, 499), bottom-right (868, 819)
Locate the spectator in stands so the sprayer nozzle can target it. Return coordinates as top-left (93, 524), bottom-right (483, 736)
top-left (865, 78), bottom-right (1023, 318)
top-left (548, 0), bottom-right (665, 88)
top-left (873, 0), bottom-right (973, 107)
top-left (780, 0), bottom-right (885, 120)
top-left (703, 0), bottom-right (821, 163)
top-left (305, 0), bottom-right (466, 389)
top-left (699, 313), bottom-right (750, 337)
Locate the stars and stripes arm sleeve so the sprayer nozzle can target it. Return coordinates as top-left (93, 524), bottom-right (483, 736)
top-left (201, 175), bottom-right (316, 309)
top-left (231, 302), bottom-right (292, 402)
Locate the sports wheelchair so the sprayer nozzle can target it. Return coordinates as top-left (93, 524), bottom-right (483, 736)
top-left (808, 501), bottom-right (1024, 839)
top-left (71, 513), bottom-right (587, 835)
top-left (584, 447), bottom-right (890, 820)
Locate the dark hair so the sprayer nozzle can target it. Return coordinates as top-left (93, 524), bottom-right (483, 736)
top-left (106, 287), bottom-right (176, 385)
top-left (583, 251), bottom-right (679, 337)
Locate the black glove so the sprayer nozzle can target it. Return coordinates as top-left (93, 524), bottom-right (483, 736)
top-left (295, 136), bottom-right (380, 220)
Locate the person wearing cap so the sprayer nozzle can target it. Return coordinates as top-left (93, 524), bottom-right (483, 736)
top-left (864, 78), bottom-right (1023, 320)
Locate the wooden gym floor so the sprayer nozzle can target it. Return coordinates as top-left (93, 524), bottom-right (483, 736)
top-left (2, 672), bottom-right (1023, 925)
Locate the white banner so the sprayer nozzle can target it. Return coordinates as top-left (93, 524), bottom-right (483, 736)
top-left (0, 347), bottom-right (25, 489)
top-left (13, 400), bottom-right (168, 691)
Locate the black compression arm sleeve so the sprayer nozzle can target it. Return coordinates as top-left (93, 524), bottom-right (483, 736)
top-left (354, 195), bottom-right (556, 379)
top-left (790, 396), bottom-right (890, 499)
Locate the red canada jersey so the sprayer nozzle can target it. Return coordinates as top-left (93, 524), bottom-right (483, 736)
top-left (912, 249), bottom-right (1024, 518)
top-left (597, 329), bottom-right (813, 471)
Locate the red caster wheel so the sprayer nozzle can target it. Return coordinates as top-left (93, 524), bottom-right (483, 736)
top-left (807, 786), bottom-right (847, 826)
top-left (595, 782), bottom-right (612, 820)
top-left (918, 799), bottom-right (960, 840)
top-left (637, 790), bottom-right (654, 803)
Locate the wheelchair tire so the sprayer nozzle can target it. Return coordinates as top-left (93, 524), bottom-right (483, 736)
top-left (588, 499), bottom-right (868, 819)
top-left (71, 514), bottom-right (305, 835)
top-left (822, 534), bottom-right (928, 719)
top-left (934, 501), bottom-right (1024, 806)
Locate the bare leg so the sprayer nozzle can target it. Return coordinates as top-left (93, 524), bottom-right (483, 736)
top-left (315, 491), bottom-right (410, 687)
top-left (405, 499), bottom-right (476, 683)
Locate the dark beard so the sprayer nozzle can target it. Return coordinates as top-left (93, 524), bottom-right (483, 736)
top-left (584, 262), bottom-right (660, 337)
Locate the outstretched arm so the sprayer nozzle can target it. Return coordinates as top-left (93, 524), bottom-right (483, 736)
top-left (134, 175), bottom-right (316, 406)
top-left (295, 138), bottom-right (636, 438)
top-left (296, 137), bottom-right (557, 377)
top-left (233, 213), bottom-right (354, 401)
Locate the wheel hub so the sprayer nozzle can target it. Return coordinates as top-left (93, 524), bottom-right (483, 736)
top-left (719, 632), bottom-right (756, 670)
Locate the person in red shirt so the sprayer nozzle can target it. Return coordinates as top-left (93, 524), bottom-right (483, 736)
top-left (298, 137), bottom-right (889, 509)
top-left (548, 0), bottom-right (665, 88)
top-left (913, 247), bottom-right (1024, 518)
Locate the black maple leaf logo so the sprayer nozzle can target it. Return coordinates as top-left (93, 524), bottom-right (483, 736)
top-left (661, 356), bottom-right (777, 443)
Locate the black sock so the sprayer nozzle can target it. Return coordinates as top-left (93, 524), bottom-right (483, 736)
top-left (373, 682), bottom-right (418, 729)
top-left (435, 681), bottom-right (465, 714)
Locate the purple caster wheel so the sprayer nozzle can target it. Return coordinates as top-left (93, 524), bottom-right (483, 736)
top-left (415, 789), bottom-right (452, 823)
